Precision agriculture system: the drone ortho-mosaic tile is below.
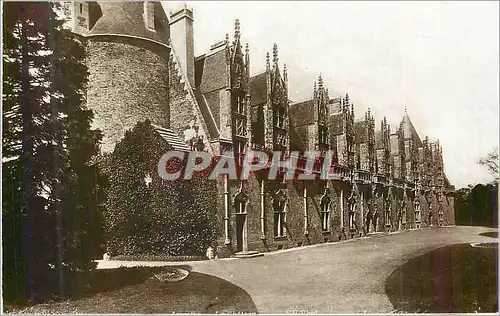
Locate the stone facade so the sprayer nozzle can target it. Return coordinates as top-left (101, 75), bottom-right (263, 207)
top-left (70, 1), bottom-right (456, 258)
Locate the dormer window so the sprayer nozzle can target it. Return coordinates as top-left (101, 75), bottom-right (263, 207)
top-left (276, 133), bottom-right (286, 146)
top-left (276, 107), bottom-right (284, 128)
top-left (236, 95), bottom-right (245, 114)
top-left (319, 126), bottom-right (328, 145)
top-left (143, 1), bottom-right (155, 31)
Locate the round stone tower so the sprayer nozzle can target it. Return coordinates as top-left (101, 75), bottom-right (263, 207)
top-left (75, 2), bottom-right (171, 152)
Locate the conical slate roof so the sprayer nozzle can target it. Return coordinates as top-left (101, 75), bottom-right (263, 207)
top-left (88, 2), bottom-right (169, 46)
top-left (400, 112), bottom-right (422, 147)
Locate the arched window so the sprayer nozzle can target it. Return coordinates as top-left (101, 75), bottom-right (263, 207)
top-left (273, 191), bottom-right (286, 237)
top-left (143, 1), bottom-right (155, 30)
top-left (320, 190), bottom-right (331, 232)
top-left (235, 94), bottom-right (245, 114)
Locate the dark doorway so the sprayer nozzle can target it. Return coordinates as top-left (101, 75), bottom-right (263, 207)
top-left (236, 214), bottom-right (246, 252)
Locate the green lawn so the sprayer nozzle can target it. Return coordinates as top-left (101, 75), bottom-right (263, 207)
top-left (386, 243), bottom-right (498, 313)
top-left (7, 266), bottom-right (257, 314)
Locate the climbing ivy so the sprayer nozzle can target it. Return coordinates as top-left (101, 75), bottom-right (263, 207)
top-left (102, 120), bottom-right (217, 257)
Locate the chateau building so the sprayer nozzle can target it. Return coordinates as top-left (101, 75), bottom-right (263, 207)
top-left (69, 2), bottom-right (455, 257)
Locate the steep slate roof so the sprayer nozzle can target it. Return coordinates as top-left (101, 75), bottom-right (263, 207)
top-left (193, 90), bottom-right (220, 140)
top-left (375, 130), bottom-right (384, 149)
top-left (195, 48), bottom-right (229, 94)
top-left (389, 132), bottom-right (399, 156)
top-left (400, 113), bottom-right (423, 147)
top-left (194, 47), bottom-right (231, 133)
top-left (329, 97), bottom-right (343, 114)
top-left (289, 99), bottom-right (315, 127)
top-left (152, 124), bottom-right (190, 152)
top-left (88, 2), bottom-right (169, 46)
top-left (354, 120), bottom-right (367, 144)
top-left (250, 105), bottom-right (264, 145)
top-left (249, 72), bottom-right (268, 106)
top-left (329, 113), bottom-right (344, 136)
top-left (289, 125), bottom-right (308, 152)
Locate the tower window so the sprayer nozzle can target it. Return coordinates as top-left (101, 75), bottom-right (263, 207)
top-left (79, 3), bottom-right (83, 14)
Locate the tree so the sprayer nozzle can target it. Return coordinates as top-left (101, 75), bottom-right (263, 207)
top-left (455, 184), bottom-right (498, 227)
top-left (478, 148), bottom-right (499, 183)
top-left (2, 2), bottom-right (102, 302)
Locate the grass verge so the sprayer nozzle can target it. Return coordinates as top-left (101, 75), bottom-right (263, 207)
top-left (6, 266), bottom-right (257, 314)
top-left (386, 243), bottom-right (498, 313)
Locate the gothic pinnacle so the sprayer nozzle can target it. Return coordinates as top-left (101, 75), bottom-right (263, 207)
top-left (266, 52), bottom-right (270, 70)
top-left (318, 74), bottom-right (323, 89)
top-left (273, 43), bottom-right (278, 64)
top-left (234, 18), bottom-right (240, 39)
top-left (245, 43), bottom-right (250, 65)
top-left (225, 33), bottom-right (229, 43)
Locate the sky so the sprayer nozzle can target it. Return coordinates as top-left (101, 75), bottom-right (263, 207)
top-left (162, 1), bottom-right (499, 188)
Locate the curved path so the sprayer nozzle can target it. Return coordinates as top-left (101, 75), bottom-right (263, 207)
top-left (98, 226), bottom-right (497, 313)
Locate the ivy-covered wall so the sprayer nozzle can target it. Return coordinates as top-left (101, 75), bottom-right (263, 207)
top-left (101, 120), bottom-right (217, 257)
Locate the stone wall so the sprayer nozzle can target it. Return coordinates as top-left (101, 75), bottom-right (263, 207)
top-left (215, 176), bottom-right (370, 257)
top-left (86, 37), bottom-right (170, 153)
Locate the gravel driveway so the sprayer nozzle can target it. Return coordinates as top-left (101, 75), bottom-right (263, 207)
top-left (97, 226), bottom-right (497, 313)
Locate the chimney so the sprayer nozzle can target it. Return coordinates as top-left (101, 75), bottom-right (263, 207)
top-left (169, 4), bottom-right (195, 87)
